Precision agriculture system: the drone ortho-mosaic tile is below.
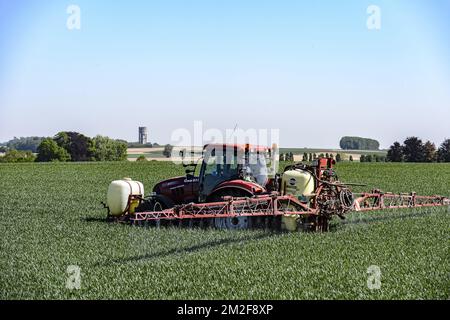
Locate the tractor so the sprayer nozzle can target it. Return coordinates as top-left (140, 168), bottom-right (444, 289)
top-left (135, 143), bottom-right (280, 229)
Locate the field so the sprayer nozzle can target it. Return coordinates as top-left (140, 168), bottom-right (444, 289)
top-left (280, 147), bottom-right (387, 162)
top-left (126, 147), bottom-right (387, 162)
top-left (0, 161), bottom-right (449, 299)
top-left (280, 147), bottom-right (387, 155)
top-left (127, 147), bottom-right (167, 161)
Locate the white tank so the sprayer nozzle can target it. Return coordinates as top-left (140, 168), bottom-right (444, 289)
top-left (107, 178), bottom-right (144, 216)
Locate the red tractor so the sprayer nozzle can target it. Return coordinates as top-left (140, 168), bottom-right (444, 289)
top-left (136, 143), bottom-right (279, 229)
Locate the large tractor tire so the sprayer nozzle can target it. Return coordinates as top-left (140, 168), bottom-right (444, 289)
top-left (207, 189), bottom-right (253, 230)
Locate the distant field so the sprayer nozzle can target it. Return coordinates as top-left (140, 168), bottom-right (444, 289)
top-left (127, 147), bottom-right (387, 161)
top-left (127, 147), bottom-right (166, 160)
top-left (0, 161), bottom-right (449, 299)
top-left (281, 148), bottom-right (387, 162)
top-left (280, 148), bottom-right (387, 155)
top-left (127, 152), bottom-right (166, 159)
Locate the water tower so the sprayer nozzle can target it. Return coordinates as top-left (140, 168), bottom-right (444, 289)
top-left (138, 127), bottom-right (148, 144)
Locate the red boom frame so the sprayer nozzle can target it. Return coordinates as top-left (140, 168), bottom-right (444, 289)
top-left (129, 190), bottom-right (449, 226)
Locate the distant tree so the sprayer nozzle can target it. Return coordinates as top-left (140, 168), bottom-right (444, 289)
top-left (36, 138), bottom-right (71, 162)
top-left (288, 152), bottom-right (294, 162)
top-left (329, 154), bottom-right (334, 160)
top-left (308, 153), bottom-right (313, 162)
top-left (136, 155), bottom-right (147, 162)
top-left (365, 154), bottom-right (373, 162)
top-left (402, 137), bottom-right (425, 162)
top-left (360, 155), bottom-right (366, 162)
top-left (349, 155), bottom-right (353, 162)
top-left (325, 153), bottom-right (329, 158)
top-left (423, 141), bottom-right (437, 163)
top-left (91, 135), bottom-right (127, 161)
top-left (335, 153), bottom-right (342, 162)
top-left (53, 132), bottom-right (70, 151)
top-left (302, 152), bottom-right (308, 161)
top-left (163, 144), bottom-right (173, 158)
top-left (6, 136), bottom-right (45, 153)
top-left (319, 153), bottom-right (325, 158)
top-left (387, 142), bottom-right (403, 162)
top-left (0, 149), bottom-right (36, 163)
top-left (279, 153), bottom-right (285, 162)
top-left (54, 131), bottom-right (94, 161)
top-left (313, 153), bottom-right (317, 159)
top-left (340, 136), bottom-right (380, 150)
top-left (437, 139), bottom-right (450, 162)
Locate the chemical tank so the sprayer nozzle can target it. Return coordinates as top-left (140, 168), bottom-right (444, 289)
top-left (107, 178), bottom-right (144, 216)
top-left (280, 169), bottom-right (315, 231)
top-left (281, 169), bottom-right (315, 197)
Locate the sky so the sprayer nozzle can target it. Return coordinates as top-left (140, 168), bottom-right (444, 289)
top-left (0, 0), bottom-right (449, 148)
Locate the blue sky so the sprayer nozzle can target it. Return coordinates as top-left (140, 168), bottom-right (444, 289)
top-left (0, 0), bottom-right (449, 148)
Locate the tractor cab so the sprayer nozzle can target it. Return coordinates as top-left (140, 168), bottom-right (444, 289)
top-left (151, 144), bottom-right (278, 207)
top-left (198, 144), bottom-right (277, 201)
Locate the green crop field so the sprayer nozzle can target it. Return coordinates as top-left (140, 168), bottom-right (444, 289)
top-left (127, 151), bottom-right (166, 159)
top-left (0, 162), bottom-right (449, 299)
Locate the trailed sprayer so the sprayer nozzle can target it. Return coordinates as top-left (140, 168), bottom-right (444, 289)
top-left (104, 144), bottom-right (449, 231)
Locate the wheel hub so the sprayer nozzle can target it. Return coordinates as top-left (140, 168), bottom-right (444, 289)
top-left (214, 216), bottom-right (251, 230)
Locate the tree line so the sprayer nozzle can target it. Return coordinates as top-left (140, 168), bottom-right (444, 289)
top-left (340, 136), bottom-right (380, 150)
top-left (386, 137), bottom-right (450, 163)
top-left (0, 136), bottom-right (44, 153)
top-left (0, 132), bottom-right (128, 163)
top-left (359, 154), bottom-right (386, 162)
top-left (280, 152), bottom-right (348, 162)
top-left (279, 152), bottom-right (295, 162)
top-left (37, 132), bottom-right (127, 162)
top-left (127, 142), bottom-right (160, 148)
